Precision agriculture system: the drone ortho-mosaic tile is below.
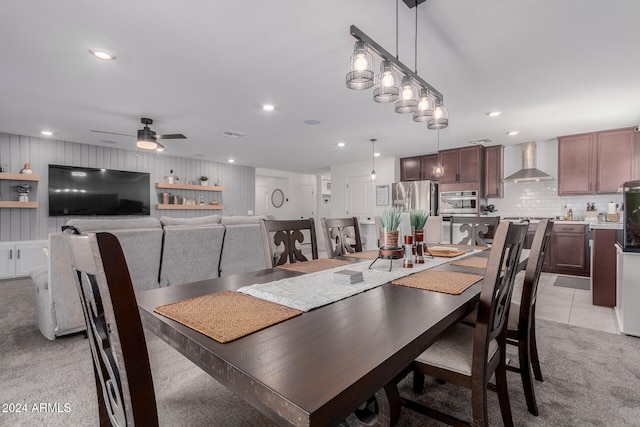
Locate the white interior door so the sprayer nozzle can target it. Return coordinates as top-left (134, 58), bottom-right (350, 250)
top-left (347, 176), bottom-right (371, 218)
top-left (294, 183), bottom-right (314, 219)
top-left (255, 185), bottom-right (269, 216)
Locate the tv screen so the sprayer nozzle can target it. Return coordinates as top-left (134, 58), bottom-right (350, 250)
top-left (49, 164), bottom-right (151, 216)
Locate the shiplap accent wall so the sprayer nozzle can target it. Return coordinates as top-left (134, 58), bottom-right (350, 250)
top-left (0, 133), bottom-right (255, 242)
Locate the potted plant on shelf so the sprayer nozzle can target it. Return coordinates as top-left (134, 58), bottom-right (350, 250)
top-left (378, 207), bottom-right (401, 248)
top-left (200, 176), bottom-right (209, 186)
top-left (14, 184), bottom-right (31, 202)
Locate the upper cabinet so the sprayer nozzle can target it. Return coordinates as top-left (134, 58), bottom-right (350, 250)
top-left (399, 154), bottom-right (439, 181)
top-left (438, 146), bottom-right (485, 185)
top-left (484, 145), bottom-right (503, 198)
top-left (558, 127), bottom-right (637, 195)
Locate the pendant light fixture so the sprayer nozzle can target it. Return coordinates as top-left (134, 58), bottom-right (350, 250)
top-left (432, 129), bottom-right (444, 178)
top-left (370, 138), bottom-right (377, 181)
top-left (373, 60), bottom-right (400, 103)
top-left (346, 40), bottom-right (375, 90)
top-left (413, 88), bottom-right (434, 122)
top-left (428, 99), bottom-right (449, 129)
top-left (395, 3), bottom-right (420, 114)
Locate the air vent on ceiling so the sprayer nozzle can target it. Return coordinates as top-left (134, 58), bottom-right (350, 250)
top-left (468, 138), bottom-right (493, 145)
top-left (218, 130), bottom-right (247, 139)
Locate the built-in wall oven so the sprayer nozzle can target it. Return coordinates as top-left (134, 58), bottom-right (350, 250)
top-left (439, 190), bottom-right (481, 216)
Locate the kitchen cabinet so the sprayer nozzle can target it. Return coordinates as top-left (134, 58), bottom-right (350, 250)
top-left (399, 154), bottom-right (439, 181)
top-left (591, 228), bottom-right (617, 307)
top-left (558, 127), bottom-right (636, 195)
top-left (438, 146), bottom-right (485, 185)
top-left (523, 222), bottom-right (552, 271)
top-left (546, 223), bottom-right (590, 277)
top-left (484, 145), bottom-right (503, 198)
top-left (0, 240), bottom-right (47, 279)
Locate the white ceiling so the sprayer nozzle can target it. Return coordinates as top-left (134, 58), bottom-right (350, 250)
top-left (1, 0), bottom-right (639, 174)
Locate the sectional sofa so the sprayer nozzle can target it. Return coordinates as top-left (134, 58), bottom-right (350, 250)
top-left (32, 214), bottom-right (270, 340)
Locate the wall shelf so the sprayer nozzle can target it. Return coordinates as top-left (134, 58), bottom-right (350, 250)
top-left (0, 201), bottom-right (39, 208)
top-left (155, 183), bottom-right (224, 192)
top-left (0, 173), bottom-right (40, 181)
top-left (155, 204), bottom-right (225, 210)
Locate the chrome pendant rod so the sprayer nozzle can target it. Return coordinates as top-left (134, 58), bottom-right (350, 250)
top-left (350, 25), bottom-right (444, 102)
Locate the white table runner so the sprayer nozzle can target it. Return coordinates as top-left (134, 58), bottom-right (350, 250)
top-left (238, 249), bottom-right (481, 312)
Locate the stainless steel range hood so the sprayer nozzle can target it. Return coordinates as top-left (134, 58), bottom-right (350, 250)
top-left (504, 141), bottom-right (553, 183)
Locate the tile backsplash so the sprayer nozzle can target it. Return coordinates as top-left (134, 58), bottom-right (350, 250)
top-left (487, 181), bottom-right (623, 219)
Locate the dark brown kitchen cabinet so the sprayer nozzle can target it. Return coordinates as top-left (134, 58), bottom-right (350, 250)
top-left (484, 145), bottom-right (503, 198)
top-left (400, 154), bottom-right (439, 181)
top-left (591, 228), bottom-right (617, 307)
top-left (438, 146), bottom-right (484, 185)
top-left (558, 127), bottom-right (636, 195)
top-left (546, 223), bottom-right (590, 277)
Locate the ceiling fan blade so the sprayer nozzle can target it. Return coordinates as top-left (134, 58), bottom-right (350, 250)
top-left (155, 133), bottom-right (186, 140)
top-left (90, 130), bottom-right (135, 137)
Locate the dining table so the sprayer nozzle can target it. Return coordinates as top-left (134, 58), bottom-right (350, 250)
top-left (136, 245), bottom-right (526, 427)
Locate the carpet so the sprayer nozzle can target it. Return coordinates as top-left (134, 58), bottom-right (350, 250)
top-left (553, 275), bottom-right (591, 290)
top-left (1, 277), bottom-right (639, 426)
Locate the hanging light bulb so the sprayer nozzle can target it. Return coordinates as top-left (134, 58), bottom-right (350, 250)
top-left (432, 129), bottom-right (444, 178)
top-left (413, 88), bottom-right (434, 122)
top-left (394, 76), bottom-right (419, 113)
top-left (370, 138), bottom-right (377, 181)
top-left (346, 41), bottom-right (375, 90)
top-left (373, 60), bottom-right (400, 103)
top-left (428, 99), bottom-right (449, 129)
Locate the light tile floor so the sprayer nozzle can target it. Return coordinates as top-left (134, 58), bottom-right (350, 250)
top-left (517, 272), bottom-right (619, 335)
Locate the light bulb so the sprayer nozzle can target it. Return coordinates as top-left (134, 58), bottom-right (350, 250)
top-left (418, 98), bottom-right (429, 111)
top-left (402, 85), bottom-right (413, 100)
top-left (371, 170), bottom-right (376, 181)
top-left (433, 163), bottom-right (444, 178)
top-left (354, 54), bottom-right (367, 71)
top-left (382, 72), bottom-right (394, 87)
top-left (434, 107), bottom-right (443, 119)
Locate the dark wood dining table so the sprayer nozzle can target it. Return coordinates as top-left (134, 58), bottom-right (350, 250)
top-left (136, 248), bottom-right (519, 426)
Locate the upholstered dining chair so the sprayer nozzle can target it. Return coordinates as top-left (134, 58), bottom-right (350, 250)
top-left (405, 221), bottom-right (528, 427)
top-left (260, 218), bottom-right (319, 267)
top-left (450, 215), bottom-right (501, 246)
top-left (321, 217), bottom-right (363, 258)
top-left (65, 230), bottom-right (159, 426)
top-left (423, 215), bottom-right (443, 245)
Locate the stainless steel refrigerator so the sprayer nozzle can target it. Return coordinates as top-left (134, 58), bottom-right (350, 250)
top-left (391, 181), bottom-right (438, 215)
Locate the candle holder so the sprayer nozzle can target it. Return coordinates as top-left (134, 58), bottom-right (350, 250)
top-left (414, 229), bottom-right (424, 264)
top-left (403, 235), bottom-right (414, 268)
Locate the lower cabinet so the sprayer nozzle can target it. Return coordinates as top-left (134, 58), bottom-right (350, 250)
top-left (524, 222), bottom-right (589, 277)
top-left (0, 241), bottom-right (48, 279)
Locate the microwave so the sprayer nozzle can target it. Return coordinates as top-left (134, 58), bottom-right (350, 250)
top-left (439, 190), bottom-right (480, 215)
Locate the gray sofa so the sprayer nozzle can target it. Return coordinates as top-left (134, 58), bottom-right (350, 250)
top-left (32, 215), bottom-right (270, 340)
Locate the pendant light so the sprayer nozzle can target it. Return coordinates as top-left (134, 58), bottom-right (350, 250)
top-left (395, 3), bottom-right (420, 114)
top-left (370, 138), bottom-right (377, 181)
top-left (373, 60), bottom-right (400, 103)
top-left (428, 99), bottom-right (449, 129)
top-left (413, 88), bottom-right (434, 122)
top-left (433, 129), bottom-right (444, 178)
top-left (346, 41), bottom-right (375, 90)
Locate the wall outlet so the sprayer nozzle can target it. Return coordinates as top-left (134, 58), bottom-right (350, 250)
top-left (248, 210), bottom-right (254, 215)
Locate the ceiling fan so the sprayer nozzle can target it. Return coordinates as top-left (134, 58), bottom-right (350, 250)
top-left (91, 118), bottom-right (186, 151)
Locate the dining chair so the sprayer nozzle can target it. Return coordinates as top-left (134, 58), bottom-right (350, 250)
top-left (423, 215), bottom-right (443, 245)
top-left (450, 215), bottom-right (501, 246)
top-left (260, 218), bottom-right (319, 267)
top-left (321, 217), bottom-right (363, 258)
top-left (64, 230), bottom-right (159, 426)
top-left (505, 218), bottom-right (554, 416)
top-left (405, 221), bottom-right (528, 427)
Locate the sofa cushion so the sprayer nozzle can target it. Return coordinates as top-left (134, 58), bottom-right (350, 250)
top-left (219, 218), bottom-right (269, 277)
top-left (160, 215), bottom-right (222, 227)
top-left (221, 215), bottom-right (267, 225)
top-left (66, 217), bottom-right (161, 232)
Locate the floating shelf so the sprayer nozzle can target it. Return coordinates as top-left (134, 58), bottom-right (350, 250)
top-left (155, 183), bottom-right (224, 192)
top-left (0, 173), bottom-right (40, 181)
top-left (155, 204), bottom-right (225, 210)
top-left (0, 201), bottom-right (39, 208)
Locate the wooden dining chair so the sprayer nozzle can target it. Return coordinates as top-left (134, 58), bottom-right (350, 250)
top-left (64, 230), bottom-right (159, 426)
top-left (321, 217), bottom-right (363, 258)
top-left (506, 218), bottom-right (554, 416)
top-left (406, 221), bottom-right (528, 427)
top-left (450, 215), bottom-right (501, 246)
top-left (260, 218), bottom-right (318, 267)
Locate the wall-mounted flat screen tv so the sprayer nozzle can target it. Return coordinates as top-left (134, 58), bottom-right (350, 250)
top-left (49, 164), bottom-right (151, 216)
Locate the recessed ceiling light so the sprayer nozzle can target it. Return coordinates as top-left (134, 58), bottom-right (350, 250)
top-left (487, 111), bottom-right (502, 117)
top-left (262, 104), bottom-right (275, 111)
top-left (506, 131), bottom-right (520, 136)
top-left (374, 152), bottom-right (381, 157)
top-left (303, 119), bottom-right (321, 125)
top-left (337, 142), bottom-right (346, 147)
top-left (89, 49), bottom-right (115, 60)
top-left (228, 159), bottom-right (235, 163)
top-left (40, 130), bottom-right (53, 136)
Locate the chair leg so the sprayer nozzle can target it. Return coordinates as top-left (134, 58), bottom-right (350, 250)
top-left (471, 377), bottom-right (490, 427)
top-left (530, 314), bottom-right (543, 382)
top-left (495, 358), bottom-right (514, 427)
top-left (518, 337), bottom-right (539, 416)
top-left (412, 371), bottom-right (425, 394)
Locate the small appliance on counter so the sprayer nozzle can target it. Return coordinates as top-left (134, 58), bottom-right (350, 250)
top-left (616, 180), bottom-right (640, 252)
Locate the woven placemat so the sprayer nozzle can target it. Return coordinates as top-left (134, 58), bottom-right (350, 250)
top-left (392, 270), bottom-right (483, 295)
top-left (154, 291), bottom-right (302, 343)
top-left (277, 258), bottom-right (353, 273)
top-left (425, 248), bottom-right (467, 258)
top-left (344, 250), bottom-right (381, 260)
top-left (450, 256), bottom-right (489, 269)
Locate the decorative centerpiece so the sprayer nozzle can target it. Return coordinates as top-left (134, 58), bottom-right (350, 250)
top-left (370, 207), bottom-right (402, 271)
top-left (200, 176), bottom-right (209, 186)
top-left (15, 184), bottom-right (31, 202)
top-left (410, 209), bottom-right (429, 263)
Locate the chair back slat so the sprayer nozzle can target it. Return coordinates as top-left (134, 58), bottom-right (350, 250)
top-left (321, 217), bottom-right (363, 258)
top-left (520, 219), bottom-right (554, 324)
top-left (260, 218), bottom-right (318, 267)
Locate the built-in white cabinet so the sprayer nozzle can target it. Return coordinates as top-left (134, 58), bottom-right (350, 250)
top-left (615, 244), bottom-right (640, 337)
top-left (0, 240), bottom-right (47, 279)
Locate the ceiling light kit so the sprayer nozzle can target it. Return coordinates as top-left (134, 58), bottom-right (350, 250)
top-left (89, 49), bottom-right (115, 61)
top-left (91, 117), bottom-right (186, 151)
top-left (262, 104), bottom-right (275, 111)
top-left (40, 130), bottom-right (53, 136)
top-left (346, 0), bottom-right (448, 131)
